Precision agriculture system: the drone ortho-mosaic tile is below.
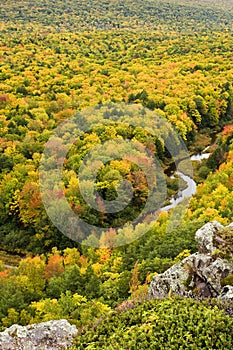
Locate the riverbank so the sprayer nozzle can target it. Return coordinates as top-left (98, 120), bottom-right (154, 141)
top-left (161, 150), bottom-right (212, 212)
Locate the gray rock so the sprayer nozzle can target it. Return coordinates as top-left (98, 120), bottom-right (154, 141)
top-left (0, 319), bottom-right (78, 350)
top-left (219, 285), bottom-right (233, 301)
top-left (202, 258), bottom-right (232, 294)
top-left (148, 221), bottom-right (233, 301)
top-left (195, 221), bottom-right (223, 254)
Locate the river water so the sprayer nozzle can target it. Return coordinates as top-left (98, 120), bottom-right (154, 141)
top-left (190, 153), bottom-right (211, 161)
top-left (160, 152), bottom-right (211, 212)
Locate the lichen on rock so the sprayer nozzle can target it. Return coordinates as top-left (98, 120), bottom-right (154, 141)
top-left (0, 319), bottom-right (78, 350)
top-left (148, 221), bottom-right (233, 301)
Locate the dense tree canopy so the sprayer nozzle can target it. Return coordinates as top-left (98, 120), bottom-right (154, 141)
top-left (0, 0), bottom-right (233, 337)
top-left (1, 0), bottom-right (233, 32)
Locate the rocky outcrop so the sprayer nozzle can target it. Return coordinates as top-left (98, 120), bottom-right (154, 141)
top-left (220, 285), bottom-right (233, 301)
top-left (148, 221), bottom-right (233, 301)
top-left (195, 221), bottom-right (223, 254)
top-left (0, 319), bottom-right (78, 350)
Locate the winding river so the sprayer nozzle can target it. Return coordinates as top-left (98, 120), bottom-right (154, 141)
top-left (3, 150), bottom-right (213, 269)
top-left (160, 152), bottom-right (211, 212)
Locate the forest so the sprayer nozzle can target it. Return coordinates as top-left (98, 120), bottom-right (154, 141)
top-left (1, 0), bottom-right (233, 32)
top-left (0, 0), bottom-right (233, 348)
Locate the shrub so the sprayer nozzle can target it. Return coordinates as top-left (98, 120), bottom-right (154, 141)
top-left (75, 297), bottom-right (233, 349)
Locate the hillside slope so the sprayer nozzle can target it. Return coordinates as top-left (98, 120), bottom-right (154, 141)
top-left (1, 0), bottom-right (233, 32)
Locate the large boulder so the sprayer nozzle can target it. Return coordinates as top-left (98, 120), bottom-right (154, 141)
top-left (0, 319), bottom-right (78, 350)
top-left (195, 221), bottom-right (223, 254)
top-left (220, 285), bottom-right (233, 301)
top-left (148, 221), bottom-right (233, 301)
